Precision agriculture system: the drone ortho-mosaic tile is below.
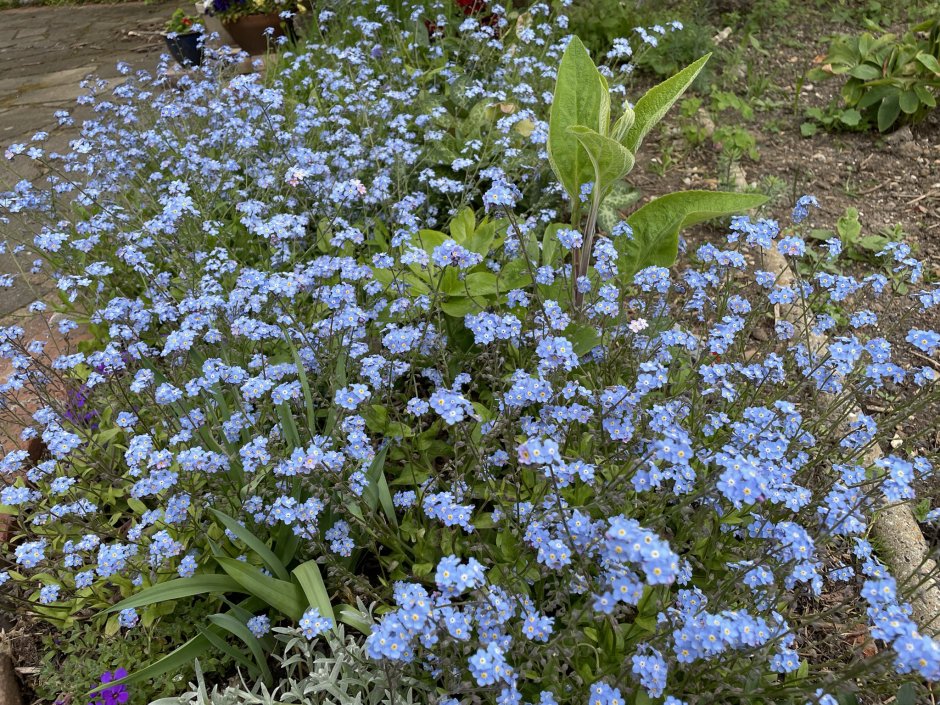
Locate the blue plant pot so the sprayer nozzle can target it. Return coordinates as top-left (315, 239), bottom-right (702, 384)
top-left (165, 32), bottom-right (203, 66)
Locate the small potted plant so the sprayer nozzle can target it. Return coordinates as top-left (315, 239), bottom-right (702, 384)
top-left (164, 9), bottom-right (204, 66)
top-left (209, 0), bottom-right (293, 55)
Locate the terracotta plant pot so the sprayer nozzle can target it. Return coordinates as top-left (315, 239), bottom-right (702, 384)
top-left (222, 12), bottom-right (285, 55)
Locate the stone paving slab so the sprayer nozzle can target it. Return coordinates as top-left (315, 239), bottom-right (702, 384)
top-left (0, 1), bottom-right (173, 317)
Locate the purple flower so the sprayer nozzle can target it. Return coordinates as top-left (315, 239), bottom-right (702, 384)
top-left (89, 669), bottom-right (129, 705)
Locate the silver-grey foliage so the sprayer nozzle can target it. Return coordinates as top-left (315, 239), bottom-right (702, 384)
top-left (150, 626), bottom-right (427, 705)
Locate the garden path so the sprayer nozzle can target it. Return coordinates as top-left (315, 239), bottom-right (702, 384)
top-left (0, 1), bottom-right (169, 318)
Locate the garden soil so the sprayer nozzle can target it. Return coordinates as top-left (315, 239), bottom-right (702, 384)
top-left (627, 14), bottom-right (940, 546)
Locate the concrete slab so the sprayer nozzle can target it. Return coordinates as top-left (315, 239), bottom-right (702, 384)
top-left (10, 82), bottom-right (87, 106)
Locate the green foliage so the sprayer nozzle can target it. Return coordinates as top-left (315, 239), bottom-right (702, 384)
top-left (150, 624), bottom-right (430, 705)
top-left (806, 207), bottom-right (905, 265)
top-left (546, 42), bottom-right (760, 288)
top-left (164, 8), bottom-right (200, 34)
top-left (33, 609), bottom-right (223, 705)
top-left (547, 37), bottom-right (612, 203)
top-left (635, 20), bottom-right (717, 88)
top-left (714, 124), bottom-right (759, 161)
top-left (805, 18), bottom-right (940, 132)
top-left (625, 54), bottom-right (711, 154)
top-left (621, 190), bottom-right (768, 271)
top-left (100, 509), bottom-right (368, 690)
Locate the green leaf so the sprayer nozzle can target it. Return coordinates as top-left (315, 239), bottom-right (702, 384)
top-left (293, 560), bottom-right (336, 625)
top-left (362, 444), bottom-right (398, 527)
top-left (209, 509), bottom-right (290, 581)
top-left (848, 63), bottom-right (881, 80)
top-left (462, 271), bottom-right (501, 297)
top-left (914, 84), bottom-right (936, 108)
top-left (449, 207), bottom-right (475, 244)
top-left (800, 121), bottom-right (818, 137)
top-left (899, 89), bottom-right (919, 114)
top-left (565, 323), bottom-right (602, 355)
top-left (604, 181), bottom-right (642, 210)
top-left (623, 54), bottom-right (710, 154)
top-left (541, 223), bottom-right (564, 267)
top-left (336, 603), bottom-right (372, 634)
top-left (877, 94), bottom-right (901, 131)
top-left (89, 635), bottom-right (211, 693)
top-left (858, 234), bottom-right (890, 252)
top-left (597, 204), bottom-right (619, 234)
top-left (103, 575), bottom-right (244, 614)
top-left (836, 207), bottom-right (861, 243)
top-left (622, 191), bottom-right (767, 274)
top-left (896, 682), bottom-right (918, 705)
top-left (467, 220), bottom-right (497, 256)
top-left (288, 343), bottom-right (317, 436)
top-left (441, 297), bottom-right (482, 317)
top-left (199, 625), bottom-right (259, 676)
top-left (856, 85), bottom-right (892, 110)
top-left (547, 36), bottom-right (611, 201)
top-left (216, 557), bottom-right (306, 621)
top-left (610, 105), bottom-right (635, 143)
top-left (567, 125), bottom-right (636, 198)
top-left (414, 228), bottom-right (450, 254)
top-left (207, 613), bottom-right (274, 683)
top-left (839, 108), bottom-right (862, 126)
top-left (916, 52), bottom-right (940, 74)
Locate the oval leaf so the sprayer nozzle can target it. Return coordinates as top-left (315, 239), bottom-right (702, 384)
top-left (547, 36), bottom-right (611, 201)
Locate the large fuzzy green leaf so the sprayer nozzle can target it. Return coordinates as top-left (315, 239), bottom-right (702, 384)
top-left (567, 125), bottom-right (636, 199)
top-left (622, 190), bottom-right (768, 274)
top-left (623, 54), bottom-right (710, 154)
top-left (547, 37), bottom-right (610, 201)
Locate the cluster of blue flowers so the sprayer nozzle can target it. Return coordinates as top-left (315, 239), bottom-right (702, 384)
top-left (0, 0), bottom-right (938, 702)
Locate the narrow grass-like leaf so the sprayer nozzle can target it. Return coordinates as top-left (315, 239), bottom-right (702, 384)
top-left (208, 612), bottom-right (273, 683)
top-left (89, 635), bottom-right (210, 693)
top-left (277, 402), bottom-right (301, 448)
top-left (198, 625), bottom-right (259, 676)
top-left (102, 575), bottom-right (244, 614)
top-left (216, 556), bottom-right (306, 621)
top-left (363, 444), bottom-right (398, 527)
top-left (209, 508), bottom-right (289, 581)
top-left (288, 342), bottom-right (317, 436)
top-left (336, 603), bottom-right (372, 634)
top-left (292, 560), bottom-right (335, 624)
